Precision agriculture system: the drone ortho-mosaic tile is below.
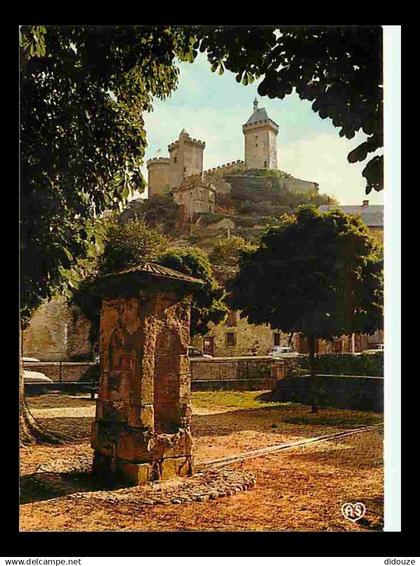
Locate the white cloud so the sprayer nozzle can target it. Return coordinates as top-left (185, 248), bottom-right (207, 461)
top-left (280, 133), bottom-right (384, 205)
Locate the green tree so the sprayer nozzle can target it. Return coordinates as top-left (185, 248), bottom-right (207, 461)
top-left (119, 193), bottom-right (181, 233)
top-left (157, 247), bottom-right (228, 336)
top-left (20, 25), bottom-right (196, 323)
top-left (200, 25), bottom-right (383, 193)
top-left (229, 206), bottom-right (383, 412)
top-left (20, 25), bottom-right (196, 443)
top-left (72, 218), bottom-right (168, 347)
top-left (209, 236), bottom-right (257, 268)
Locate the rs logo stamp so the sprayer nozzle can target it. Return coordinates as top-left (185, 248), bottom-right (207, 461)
top-left (341, 502), bottom-right (366, 522)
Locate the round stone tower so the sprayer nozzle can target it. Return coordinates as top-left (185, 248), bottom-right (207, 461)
top-left (147, 157), bottom-right (171, 198)
top-left (242, 98), bottom-right (279, 169)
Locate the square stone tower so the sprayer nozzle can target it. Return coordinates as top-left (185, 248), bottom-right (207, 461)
top-left (168, 129), bottom-right (205, 189)
top-left (91, 262), bottom-right (203, 486)
top-left (242, 98), bottom-right (279, 169)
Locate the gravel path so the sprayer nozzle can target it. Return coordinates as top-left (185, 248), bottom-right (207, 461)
top-left (30, 405), bottom-right (233, 419)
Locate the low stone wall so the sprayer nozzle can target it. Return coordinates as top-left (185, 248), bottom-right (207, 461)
top-left (274, 374), bottom-right (384, 412)
top-left (190, 356), bottom-right (284, 391)
top-left (24, 357), bottom-right (290, 392)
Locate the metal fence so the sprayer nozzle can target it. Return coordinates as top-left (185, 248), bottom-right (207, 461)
top-left (24, 357), bottom-right (288, 384)
top-left (23, 361), bottom-right (98, 383)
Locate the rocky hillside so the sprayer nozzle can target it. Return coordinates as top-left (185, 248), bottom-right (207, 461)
top-left (120, 168), bottom-right (336, 254)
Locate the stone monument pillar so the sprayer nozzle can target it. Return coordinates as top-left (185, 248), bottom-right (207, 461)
top-left (91, 262), bottom-right (203, 486)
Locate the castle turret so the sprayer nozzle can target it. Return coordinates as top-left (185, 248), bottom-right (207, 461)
top-left (168, 130), bottom-right (205, 188)
top-left (146, 157), bottom-right (171, 198)
top-left (242, 98), bottom-right (278, 169)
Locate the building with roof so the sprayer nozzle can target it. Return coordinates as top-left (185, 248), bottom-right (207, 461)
top-left (172, 179), bottom-right (216, 222)
top-left (319, 200), bottom-right (384, 245)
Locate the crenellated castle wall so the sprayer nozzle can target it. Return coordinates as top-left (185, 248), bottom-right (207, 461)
top-left (202, 161), bottom-right (246, 195)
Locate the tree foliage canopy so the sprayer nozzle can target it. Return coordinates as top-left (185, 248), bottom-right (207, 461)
top-left (229, 206), bottom-right (383, 341)
top-left (97, 218), bottom-right (168, 275)
top-left (71, 218), bottom-right (169, 345)
top-left (158, 247), bottom-right (228, 336)
top-left (119, 193), bottom-right (181, 233)
top-left (21, 24), bottom-right (383, 326)
top-left (209, 236), bottom-right (257, 268)
top-left (199, 25), bottom-right (383, 194)
top-left (20, 25), bottom-right (196, 322)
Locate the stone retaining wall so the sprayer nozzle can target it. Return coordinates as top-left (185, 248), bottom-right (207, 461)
top-left (190, 356), bottom-right (285, 390)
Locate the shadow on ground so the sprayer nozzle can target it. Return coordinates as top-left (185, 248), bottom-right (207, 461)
top-left (37, 417), bottom-right (93, 440)
top-left (37, 406), bottom-right (382, 446)
top-left (20, 467), bottom-right (131, 504)
top-left (191, 406), bottom-right (382, 438)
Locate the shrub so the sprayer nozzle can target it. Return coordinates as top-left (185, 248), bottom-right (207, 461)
top-left (299, 352), bottom-right (383, 377)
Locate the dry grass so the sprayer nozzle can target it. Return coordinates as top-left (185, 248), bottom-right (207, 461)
top-left (21, 391), bottom-right (383, 532)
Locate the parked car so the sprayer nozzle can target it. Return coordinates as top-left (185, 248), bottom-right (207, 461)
top-left (187, 346), bottom-right (212, 359)
top-left (23, 370), bottom-right (52, 384)
top-left (23, 370), bottom-right (53, 394)
top-left (268, 346), bottom-right (300, 358)
top-left (363, 344), bottom-right (384, 354)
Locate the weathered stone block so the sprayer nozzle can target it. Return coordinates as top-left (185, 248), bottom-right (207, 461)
top-left (92, 451), bottom-right (115, 476)
top-left (160, 456), bottom-right (193, 479)
top-left (116, 429), bottom-right (154, 462)
top-left (140, 404), bottom-right (154, 428)
top-left (121, 298), bottom-right (141, 335)
top-left (179, 374), bottom-right (191, 400)
top-left (153, 429), bottom-right (193, 460)
top-left (117, 461), bottom-right (152, 485)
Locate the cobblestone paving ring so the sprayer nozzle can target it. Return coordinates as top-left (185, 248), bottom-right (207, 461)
top-left (69, 468), bottom-right (257, 506)
top-left (34, 455), bottom-right (256, 506)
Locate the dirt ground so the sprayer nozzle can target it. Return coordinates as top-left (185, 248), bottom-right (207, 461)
top-left (20, 391), bottom-right (383, 532)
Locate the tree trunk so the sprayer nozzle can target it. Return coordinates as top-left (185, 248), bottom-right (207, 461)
top-left (307, 335), bottom-right (319, 414)
top-left (19, 331), bottom-right (65, 445)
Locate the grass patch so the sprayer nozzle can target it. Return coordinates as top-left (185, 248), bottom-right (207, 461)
top-left (192, 390), bottom-right (289, 411)
top-left (27, 391), bottom-right (383, 436)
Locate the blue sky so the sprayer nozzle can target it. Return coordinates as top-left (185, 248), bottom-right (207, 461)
top-left (139, 54), bottom-right (383, 205)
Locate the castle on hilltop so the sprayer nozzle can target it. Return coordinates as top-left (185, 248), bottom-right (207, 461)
top-left (22, 100), bottom-right (383, 363)
top-left (146, 98), bottom-right (280, 199)
top-left (146, 98), bottom-right (319, 221)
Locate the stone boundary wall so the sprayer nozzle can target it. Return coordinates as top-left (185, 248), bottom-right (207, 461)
top-left (23, 356), bottom-right (291, 391)
top-left (190, 356), bottom-right (285, 390)
top-left (274, 374), bottom-right (384, 412)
